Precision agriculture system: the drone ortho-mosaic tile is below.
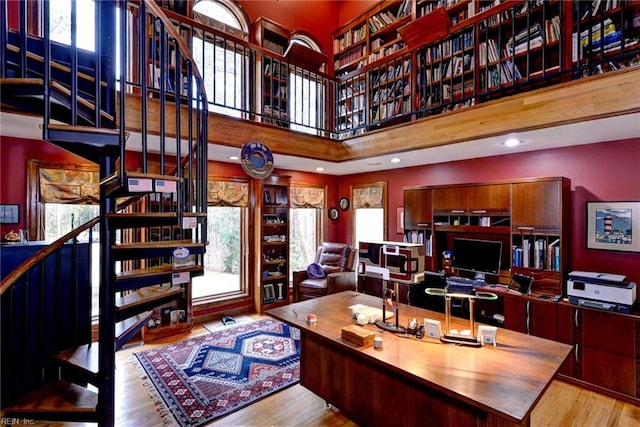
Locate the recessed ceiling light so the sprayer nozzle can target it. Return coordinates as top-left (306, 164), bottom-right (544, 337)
top-left (504, 138), bottom-right (522, 147)
top-left (315, 167), bottom-right (325, 172)
top-left (390, 157), bottom-right (401, 163)
top-left (228, 155), bottom-right (239, 160)
top-left (366, 161), bottom-right (382, 166)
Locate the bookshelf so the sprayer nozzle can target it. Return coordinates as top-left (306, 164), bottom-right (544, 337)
top-left (369, 52), bottom-right (413, 124)
top-left (414, 25), bottom-right (476, 115)
top-left (476, 0), bottom-right (563, 95)
top-left (253, 17), bottom-right (292, 127)
top-left (336, 73), bottom-right (367, 137)
top-left (333, 0), bottom-right (413, 76)
top-left (252, 175), bottom-right (291, 314)
top-left (572, 0), bottom-right (640, 76)
top-left (147, 19), bottom-right (191, 98)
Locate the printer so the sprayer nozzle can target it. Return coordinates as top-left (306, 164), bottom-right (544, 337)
top-left (567, 271), bottom-right (637, 313)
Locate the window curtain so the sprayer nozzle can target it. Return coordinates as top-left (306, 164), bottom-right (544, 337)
top-left (352, 184), bottom-right (384, 209)
top-left (38, 168), bottom-right (100, 204)
top-left (207, 180), bottom-right (248, 207)
top-left (290, 185), bottom-right (325, 208)
top-left (27, 160), bottom-right (100, 240)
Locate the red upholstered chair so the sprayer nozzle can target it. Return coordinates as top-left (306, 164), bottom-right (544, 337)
top-left (293, 242), bottom-right (357, 302)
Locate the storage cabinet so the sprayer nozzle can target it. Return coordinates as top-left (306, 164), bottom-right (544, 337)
top-left (511, 177), bottom-right (571, 295)
top-left (405, 177), bottom-right (570, 291)
top-left (252, 175), bottom-right (291, 314)
top-left (557, 304), bottom-right (640, 398)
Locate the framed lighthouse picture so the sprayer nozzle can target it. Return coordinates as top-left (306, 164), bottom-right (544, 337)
top-left (586, 201), bottom-right (640, 252)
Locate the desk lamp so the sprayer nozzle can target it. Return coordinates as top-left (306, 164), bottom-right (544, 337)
top-left (358, 263), bottom-right (406, 333)
top-left (425, 288), bottom-right (497, 347)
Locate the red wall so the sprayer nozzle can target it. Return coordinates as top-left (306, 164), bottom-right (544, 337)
top-left (238, 0), bottom-right (340, 59)
top-left (335, 138), bottom-right (640, 284)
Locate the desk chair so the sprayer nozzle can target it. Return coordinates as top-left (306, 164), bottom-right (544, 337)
top-left (293, 242), bottom-right (357, 302)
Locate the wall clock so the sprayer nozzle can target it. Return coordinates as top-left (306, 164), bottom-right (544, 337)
top-left (339, 197), bottom-right (350, 210)
top-left (240, 142), bottom-right (274, 179)
top-left (329, 208), bottom-right (339, 221)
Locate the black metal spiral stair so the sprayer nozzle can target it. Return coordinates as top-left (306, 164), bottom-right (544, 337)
top-left (1, 1), bottom-right (209, 425)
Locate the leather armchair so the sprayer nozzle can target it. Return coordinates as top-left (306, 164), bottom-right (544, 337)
top-left (293, 242), bottom-right (357, 302)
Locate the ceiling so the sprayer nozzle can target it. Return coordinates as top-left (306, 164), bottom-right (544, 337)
top-left (2, 111), bottom-right (639, 176)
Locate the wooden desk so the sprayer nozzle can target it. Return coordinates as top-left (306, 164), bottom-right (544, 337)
top-left (267, 291), bottom-right (571, 427)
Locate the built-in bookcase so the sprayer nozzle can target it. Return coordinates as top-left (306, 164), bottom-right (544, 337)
top-left (336, 73), bottom-right (367, 138)
top-left (572, 0), bottom-right (640, 76)
top-left (369, 52), bottom-right (413, 125)
top-left (415, 25), bottom-right (475, 116)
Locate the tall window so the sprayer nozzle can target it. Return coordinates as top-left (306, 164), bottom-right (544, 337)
top-left (192, 0), bottom-right (249, 117)
top-left (49, 0), bottom-right (96, 51)
top-left (192, 179), bottom-right (249, 302)
top-left (289, 184), bottom-right (326, 275)
top-left (352, 182), bottom-right (387, 248)
top-left (289, 36), bottom-right (325, 135)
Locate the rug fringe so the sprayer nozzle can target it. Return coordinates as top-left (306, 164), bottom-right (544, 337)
top-left (130, 354), bottom-right (178, 426)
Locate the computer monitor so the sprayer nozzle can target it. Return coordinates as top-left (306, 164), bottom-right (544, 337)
top-left (451, 238), bottom-right (502, 284)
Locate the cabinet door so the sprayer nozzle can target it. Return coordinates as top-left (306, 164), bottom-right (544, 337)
top-left (433, 184), bottom-right (510, 211)
top-left (512, 181), bottom-right (561, 231)
top-left (528, 298), bottom-right (557, 341)
top-left (502, 294), bottom-right (526, 333)
top-left (579, 308), bottom-right (638, 397)
top-left (404, 188), bottom-right (431, 225)
top-left (556, 304), bottom-right (578, 377)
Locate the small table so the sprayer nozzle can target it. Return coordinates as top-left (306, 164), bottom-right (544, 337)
top-left (267, 291), bottom-right (571, 427)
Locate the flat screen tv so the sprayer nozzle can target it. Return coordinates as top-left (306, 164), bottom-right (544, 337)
top-left (451, 238), bottom-right (502, 283)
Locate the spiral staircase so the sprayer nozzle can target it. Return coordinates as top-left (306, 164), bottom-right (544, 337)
top-left (0, 1), bottom-right (209, 425)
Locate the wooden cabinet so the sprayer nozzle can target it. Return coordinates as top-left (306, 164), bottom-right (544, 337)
top-left (252, 175), bottom-right (290, 314)
top-left (511, 177), bottom-right (571, 295)
top-left (556, 303), bottom-right (640, 399)
top-left (405, 177), bottom-right (570, 291)
top-left (403, 187), bottom-right (433, 267)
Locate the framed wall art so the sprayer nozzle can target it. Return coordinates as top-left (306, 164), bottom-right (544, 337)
top-left (0, 204), bottom-right (19, 224)
top-left (586, 201), bottom-right (640, 252)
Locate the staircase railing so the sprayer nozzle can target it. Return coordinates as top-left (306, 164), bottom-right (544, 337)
top-left (0, 218), bottom-right (98, 405)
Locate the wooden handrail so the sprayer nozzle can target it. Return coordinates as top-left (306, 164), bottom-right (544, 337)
top-left (0, 216), bottom-right (99, 296)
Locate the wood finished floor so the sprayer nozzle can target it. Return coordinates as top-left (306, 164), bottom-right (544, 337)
top-left (20, 322), bottom-right (640, 427)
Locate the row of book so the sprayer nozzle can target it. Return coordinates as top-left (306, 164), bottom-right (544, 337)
top-left (583, 54), bottom-right (640, 75)
top-left (334, 24), bottom-right (366, 54)
top-left (512, 238), bottom-right (560, 271)
top-left (337, 95), bottom-right (365, 116)
top-left (371, 79), bottom-right (410, 105)
top-left (403, 229), bottom-right (433, 256)
top-left (370, 59), bottom-right (411, 87)
top-left (370, 96), bottom-right (411, 122)
top-left (334, 45), bottom-right (367, 69)
top-left (369, 42), bottom-right (406, 62)
top-left (264, 62), bottom-right (288, 77)
top-left (338, 81), bottom-right (366, 100)
top-left (578, 0), bottom-right (623, 22)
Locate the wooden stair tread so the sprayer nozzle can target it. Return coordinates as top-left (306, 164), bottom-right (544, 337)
top-left (55, 344), bottom-right (99, 377)
top-left (50, 81), bottom-right (114, 121)
top-left (115, 285), bottom-right (183, 311)
top-left (116, 263), bottom-right (203, 280)
top-left (3, 380), bottom-right (98, 414)
top-left (46, 123), bottom-right (121, 136)
top-left (6, 42), bottom-right (107, 87)
top-left (116, 311), bottom-right (153, 341)
top-left (101, 171), bottom-right (182, 184)
top-left (112, 239), bottom-right (203, 250)
top-left (0, 77), bottom-right (44, 85)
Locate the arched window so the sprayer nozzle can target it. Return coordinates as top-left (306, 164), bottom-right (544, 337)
top-left (288, 33), bottom-right (326, 135)
top-left (191, 0), bottom-right (249, 117)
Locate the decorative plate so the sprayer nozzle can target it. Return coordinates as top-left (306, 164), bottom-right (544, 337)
top-left (329, 207), bottom-right (339, 221)
top-left (241, 142), bottom-right (274, 179)
top-left (339, 197), bottom-right (350, 210)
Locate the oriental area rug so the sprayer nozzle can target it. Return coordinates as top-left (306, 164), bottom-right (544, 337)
top-left (134, 318), bottom-right (300, 427)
